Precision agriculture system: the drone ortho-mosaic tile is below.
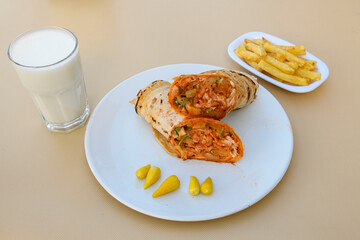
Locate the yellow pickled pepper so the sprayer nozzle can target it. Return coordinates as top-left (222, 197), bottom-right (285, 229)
top-left (144, 166), bottom-right (161, 189)
top-left (136, 164), bottom-right (151, 179)
top-left (200, 177), bottom-right (213, 195)
top-left (189, 176), bottom-right (200, 196)
top-left (152, 175), bottom-right (180, 198)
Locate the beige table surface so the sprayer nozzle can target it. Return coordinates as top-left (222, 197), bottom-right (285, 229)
top-left (1, 0), bottom-right (360, 239)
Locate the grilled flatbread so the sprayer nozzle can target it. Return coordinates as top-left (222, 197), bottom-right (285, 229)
top-left (134, 80), bottom-right (244, 163)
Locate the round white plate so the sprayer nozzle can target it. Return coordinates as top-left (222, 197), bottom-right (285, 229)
top-left (228, 32), bottom-right (329, 93)
top-left (85, 63), bottom-right (293, 221)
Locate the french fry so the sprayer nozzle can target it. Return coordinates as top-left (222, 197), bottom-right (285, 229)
top-left (264, 55), bottom-right (295, 74)
top-left (263, 42), bottom-right (306, 67)
top-left (299, 57), bottom-right (317, 65)
top-left (263, 72), bottom-right (285, 83)
top-left (268, 52), bottom-right (286, 62)
top-left (262, 37), bottom-right (271, 43)
top-left (235, 38), bottom-right (319, 86)
top-left (244, 38), bottom-right (254, 44)
top-left (246, 43), bottom-right (267, 56)
top-left (285, 61), bottom-right (299, 69)
top-left (277, 45), bottom-right (306, 55)
top-left (245, 59), bottom-right (263, 72)
top-left (238, 43), bottom-right (246, 51)
top-left (254, 39), bottom-right (265, 45)
top-left (235, 44), bottom-right (260, 62)
top-left (258, 60), bottom-right (310, 86)
top-left (302, 62), bottom-right (317, 71)
top-left (295, 68), bottom-right (321, 80)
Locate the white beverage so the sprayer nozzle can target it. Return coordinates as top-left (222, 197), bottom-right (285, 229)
top-left (8, 27), bottom-right (89, 132)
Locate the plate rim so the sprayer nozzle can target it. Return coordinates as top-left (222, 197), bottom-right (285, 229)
top-left (84, 63), bottom-right (294, 221)
top-left (228, 31), bottom-right (330, 93)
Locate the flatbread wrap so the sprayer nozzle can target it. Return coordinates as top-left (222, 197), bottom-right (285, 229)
top-left (168, 69), bottom-right (258, 120)
top-left (134, 80), bottom-right (244, 163)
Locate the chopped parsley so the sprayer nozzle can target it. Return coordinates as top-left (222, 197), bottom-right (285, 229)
top-left (178, 135), bottom-right (188, 146)
top-left (180, 98), bottom-right (188, 107)
top-left (173, 97), bottom-right (188, 107)
top-left (219, 127), bottom-right (224, 139)
top-left (173, 127), bottom-right (181, 137)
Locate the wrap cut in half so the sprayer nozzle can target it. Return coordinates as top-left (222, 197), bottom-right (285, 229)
top-left (134, 80), bottom-right (244, 163)
top-left (168, 69), bottom-right (259, 120)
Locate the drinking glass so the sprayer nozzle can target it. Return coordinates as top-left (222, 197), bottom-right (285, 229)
top-left (8, 26), bottom-right (90, 133)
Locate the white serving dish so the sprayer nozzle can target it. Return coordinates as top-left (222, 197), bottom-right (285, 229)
top-left (228, 32), bottom-right (329, 93)
top-left (84, 63), bottom-right (293, 221)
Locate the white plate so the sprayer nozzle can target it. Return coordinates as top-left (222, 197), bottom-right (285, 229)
top-left (85, 63), bottom-right (293, 221)
top-left (228, 32), bottom-right (329, 93)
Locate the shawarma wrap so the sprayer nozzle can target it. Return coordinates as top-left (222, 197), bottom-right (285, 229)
top-left (168, 69), bottom-right (258, 120)
top-left (134, 80), bottom-right (244, 163)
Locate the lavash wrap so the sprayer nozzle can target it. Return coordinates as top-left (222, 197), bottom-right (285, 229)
top-left (168, 69), bottom-right (259, 120)
top-left (134, 80), bottom-right (244, 163)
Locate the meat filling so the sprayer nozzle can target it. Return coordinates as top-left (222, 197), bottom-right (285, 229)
top-left (170, 75), bottom-right (237, 119)
top-left (170, 121), bottom-right (240, 161)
